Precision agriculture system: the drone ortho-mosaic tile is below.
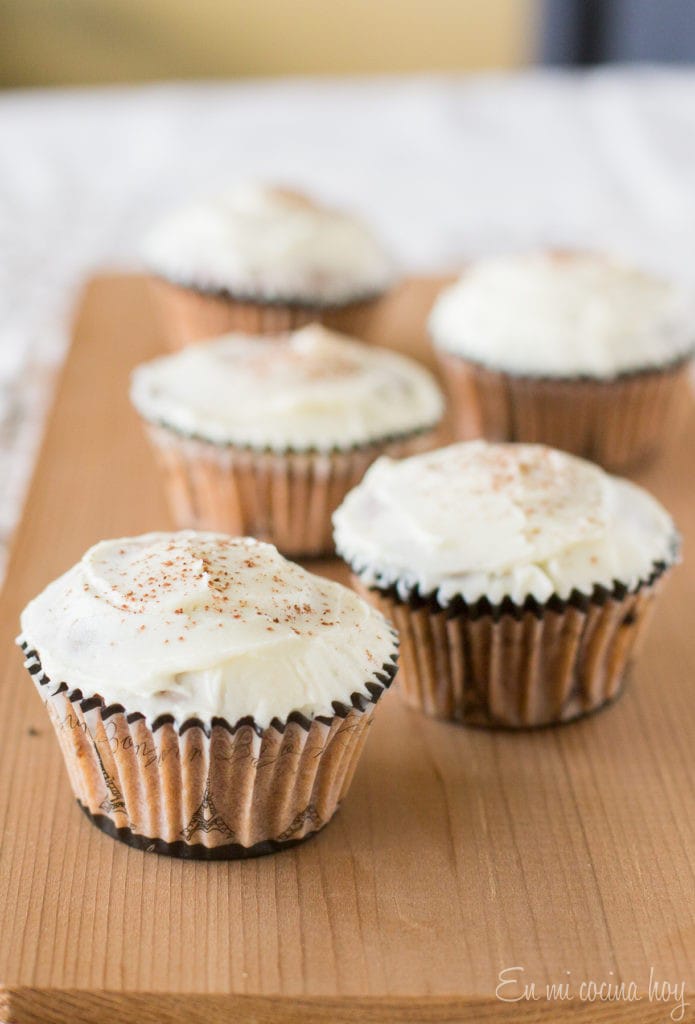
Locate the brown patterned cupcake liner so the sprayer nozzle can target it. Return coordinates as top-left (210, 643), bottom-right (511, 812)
top-left (353, 562), bottom-right (672, 728)
top-left (148, 277), bottom-right (385, 351)
top-left (19, 639), bottom-right (398, 859)
top-left (438, 352), bottom-right (692, 471)
top-left (145, 423), bottom-right (440, 558)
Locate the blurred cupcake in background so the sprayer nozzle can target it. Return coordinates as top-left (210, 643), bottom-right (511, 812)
top-left (430, 252), bottom-right (694, 470)
top-left (18, 531), bottom-right (399, 858)
top-left (131, 323), bottom-right (444, 557)
top-left (143, 183), bottom-right (397, 349)
top-left (334, 440), bottom-right (679, 728)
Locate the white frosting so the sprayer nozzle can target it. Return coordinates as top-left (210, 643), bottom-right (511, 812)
top-left (130, 324), bottom-right (444, 451)
top-left (333, 442), bottom-right (677, 606)
top-left (19, 532), bottom-right (397, 728)
top-left (142, 183), bottom-right (396, 304)
top-left (429, 253), bottom-right (695, 378)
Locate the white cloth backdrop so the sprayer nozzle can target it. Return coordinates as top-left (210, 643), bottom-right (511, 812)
top-left (2, 67), bottom-right (695, 577)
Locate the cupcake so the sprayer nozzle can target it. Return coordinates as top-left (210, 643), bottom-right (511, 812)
top-left (17, 531), bottom-right (398, 858)
top-left (334, 441), bottom-right (678, 728)
top-left (430, 252), bottom-right (694, 470)
top-left (143, 183), bottom-right (396, 349)
top-left (130, 324), bottom-right (444, 557)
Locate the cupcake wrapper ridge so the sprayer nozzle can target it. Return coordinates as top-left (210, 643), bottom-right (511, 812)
top-left (20, 640), bottom-right (398, 859)
top-left (439, 352), bottom-right (692, 471)
top-left (148, 277), bottom-right (386, 351)
top-left (145, 423), bottom-right (440, 558)
top-left (354, 566), bottom-right (671, 728)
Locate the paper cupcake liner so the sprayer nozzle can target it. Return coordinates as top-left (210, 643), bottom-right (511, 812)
top-left (148, 277), bottom-right (385, 351)
top-left (144, 423), bottom-right (440, 558)
top-left (19, 639), bottom-right (398, 859)
top-left (438, 352), bottom-right (692, 471)
top-left (353, 566), bottom-right (671, 728)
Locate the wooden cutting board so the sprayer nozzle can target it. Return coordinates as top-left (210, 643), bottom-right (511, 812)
top-left (1, 275), bottom-right (694, 1024)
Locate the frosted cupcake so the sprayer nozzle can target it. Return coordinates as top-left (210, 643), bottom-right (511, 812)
top-left (334, 441), bottom-right (678, 728)
top-left (143, 183), bottom-right (396, 349)
top-left (430, 253), bottom-right (694, 470)
top-left (18, 531), bottom-right (398, 858)
top-left (130, 324), bottom-right (444, 557)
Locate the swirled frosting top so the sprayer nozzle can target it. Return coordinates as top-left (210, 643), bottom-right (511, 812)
top-left (333, 441), bottom-right (677, 605)
top-left (429, 253), bottom-right (694, 378)
top-left (143, 183), bottom-right (396, 304)
top-left (19, 532), bottom-right (397, 728)
top-left (130, 324), bottom-right (444, 451)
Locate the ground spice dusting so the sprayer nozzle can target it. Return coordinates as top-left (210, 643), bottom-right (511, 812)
top-left (85, 535), bottom-right (384, 680)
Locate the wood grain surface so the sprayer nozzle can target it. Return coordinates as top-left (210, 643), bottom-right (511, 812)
top-left (1, 275), bottom-right (694, 1024)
